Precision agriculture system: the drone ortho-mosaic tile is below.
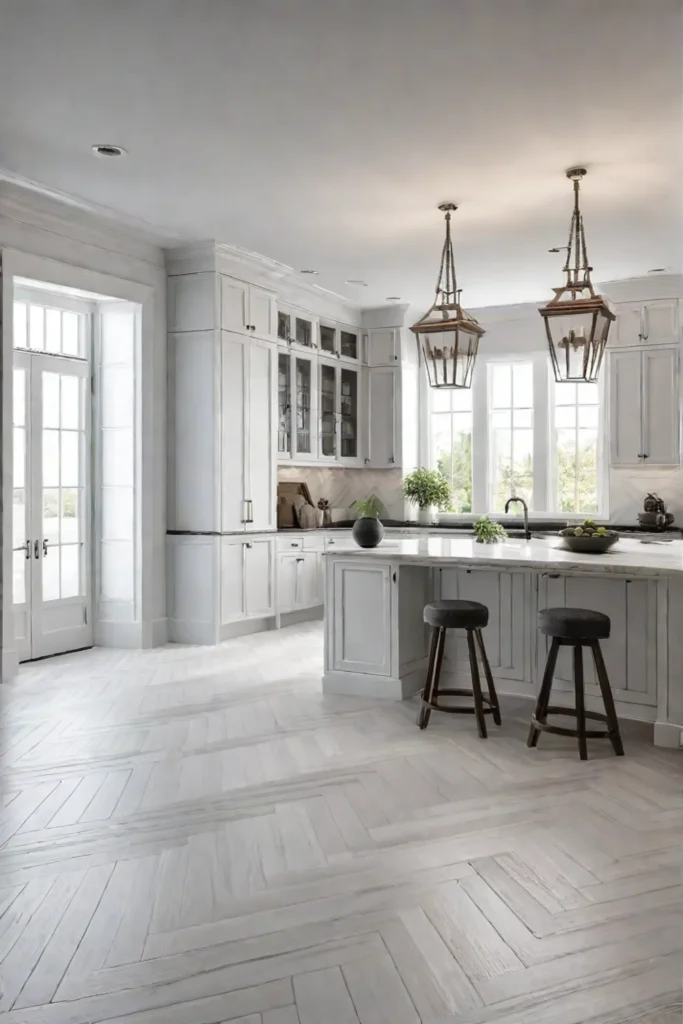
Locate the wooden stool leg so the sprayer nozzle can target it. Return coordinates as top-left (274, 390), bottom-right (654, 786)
top-left (528, 637), bottom-right (559, 747)
top-left (466, 629), bottom-right (487, 739)
top-left (475, 628), bottom-right (501, 725)
top-left (591, 641), bottom-right (625, 756)
top-left (574, 644), bottom-right (588, 761)
top-left (417, 627), bottom-right (439, 729)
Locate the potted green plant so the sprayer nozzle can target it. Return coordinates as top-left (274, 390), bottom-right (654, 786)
top-left (473, 516), bottom-right (507, 543)
top-left (351, 495), bottom-right (386, 548)
top-left (403, 468), bottom-right (451, 525)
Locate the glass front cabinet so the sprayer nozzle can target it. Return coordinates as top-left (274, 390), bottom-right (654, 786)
top-left (278, 351), bottom-right (317, 461)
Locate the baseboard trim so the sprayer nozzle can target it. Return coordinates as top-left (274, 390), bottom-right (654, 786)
top-left (219, 616), bottom-right (276, 641)
top-left (95, 621), bottom-right (143, 649)
top-left (167, 619), bottom-right (219, 645)
top-left (322, 667), bottom-right (423, 700)
top-left (280, 606), bottom-right (323, 628)
top-left (653, 720), bottom-right (683, 749)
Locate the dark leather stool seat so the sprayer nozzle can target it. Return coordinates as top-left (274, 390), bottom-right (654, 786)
top-left (539, 607), bottom-right (610, 640)
top-left (418, 600), bottom-right (500, 738)
top-left (424, 600), bottom-right (488, 630)
top-left (529, 606), bottom-right (623, 761)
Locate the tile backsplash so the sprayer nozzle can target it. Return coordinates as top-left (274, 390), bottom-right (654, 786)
top-left (277, 466), bottom-right (405, 520)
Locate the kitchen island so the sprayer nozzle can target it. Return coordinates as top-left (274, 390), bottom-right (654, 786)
top-left (322, 536), bottom-right (683, 748)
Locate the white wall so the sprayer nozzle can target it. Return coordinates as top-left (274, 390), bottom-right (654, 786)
top-left (0, 181), bottom-right (168, 674)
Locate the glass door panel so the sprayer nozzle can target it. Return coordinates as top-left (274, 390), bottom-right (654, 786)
top-left (295, 357), bottom-right (312, 455)
top-left (278, 352), bottom-right (292, 455)
top-left (340, 330), bottom-right (358, 359)
top-left (320, 324), bottom-right (336, 354)
top-left (340, 368), bottom-right (358, 458)
top-left (295, 316), bottom-right (313, 348)
top-left (320, 363), bottom-right (337, 458)
top-left (12, 361), bottom-right (31, 659)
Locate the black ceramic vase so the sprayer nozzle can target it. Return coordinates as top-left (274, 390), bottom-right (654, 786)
top-left (352, 515), bottom-right (384, 548)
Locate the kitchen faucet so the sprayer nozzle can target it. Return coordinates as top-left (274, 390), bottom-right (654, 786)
top-left (504, 496), bottom-right (530, 540)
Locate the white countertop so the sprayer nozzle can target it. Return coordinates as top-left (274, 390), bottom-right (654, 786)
top-left (323, 535), bottom-right (683, 577)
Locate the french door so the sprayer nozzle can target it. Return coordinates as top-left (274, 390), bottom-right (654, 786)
top-left (13, 352), bottom-right (92, 660)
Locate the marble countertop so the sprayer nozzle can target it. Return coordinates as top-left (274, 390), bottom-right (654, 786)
top-left (323, 536), bottom-right (683, 576)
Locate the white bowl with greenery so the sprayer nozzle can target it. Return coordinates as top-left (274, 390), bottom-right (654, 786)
top-left (473, 516), bottom-right (508, 544)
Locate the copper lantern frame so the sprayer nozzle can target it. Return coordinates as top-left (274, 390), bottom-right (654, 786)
top-left (411, 203), bottom-right (485, 389)
top-left (540, 168), bottom-right (615, 383)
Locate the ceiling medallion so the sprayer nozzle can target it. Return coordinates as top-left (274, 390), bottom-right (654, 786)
top-left (411, 203), bottom-right (485, 389)
top-left (540, 168), bottom-right (615, 383)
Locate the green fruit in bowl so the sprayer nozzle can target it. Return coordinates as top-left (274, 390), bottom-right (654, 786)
top-left (596, 526), bottom-right (607, 536)
top-left (560, 527), bottom-right (574, 536)
top-left (573, 527), bottom-right (584, 536)
top-left (584, 519), bottom-right (596, 528)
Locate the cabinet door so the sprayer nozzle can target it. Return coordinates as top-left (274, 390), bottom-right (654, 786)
top-left (366, 328), bottom-right (398, 366)
top-left (538, 573), bottom-right (657, 706)
top-left (612, 302), bottom-right (643, 347)
top-left (340, 328), bottom-right (359, 360)
top-left (319, 322), bottom-right (337, 355)
top-left (609, 350), bottom-right (642, 465)
top-left (441, 567), bottom-right (529, 683)
top-left (249, 285), bottom-right (276, 339)
top-left (221, 332), bottom-right (247, 531)
top-left (278, 554), bottom-right (299, 611)
top-left (319, 361), bottom-right (338, 459)
top-left (643, 347), bottom-right (680, 465)
top-left (244, 538), bottom-right (274, 617)
top-left (246, 339), bottom-right (276, 531)
top-left (340, 367), bottom-right (359, 461)
top-left (367, 367), bottom-right (397, 466)
top-left (221, 538), bottom-right (246, 623)
top-left (643, 299), bottom-right (679, 344)
top-left (294, 355), bottom-right (314, 458)
top-left (277, 351), bottom-right (293, 458)
top-left (297, 552), bottom-right (321, 608)
top-left (221, 277), bottom-right (249, 333)
top-left (332, 561), bottom-right (392, 675)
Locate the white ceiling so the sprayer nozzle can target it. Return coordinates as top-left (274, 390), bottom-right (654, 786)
top-left (0, 0), bottom-right (681, 309)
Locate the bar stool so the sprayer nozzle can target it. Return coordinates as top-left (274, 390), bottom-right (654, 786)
top-left (528, 607), bottom-right (624, 761)
top-left (417, 600), bottom-right (501, 738)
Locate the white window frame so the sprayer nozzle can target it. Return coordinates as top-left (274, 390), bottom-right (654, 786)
top-left (429, 351), bottom-right (608, 521)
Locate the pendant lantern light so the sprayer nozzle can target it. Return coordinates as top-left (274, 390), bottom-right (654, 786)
top-left (540, 168), bottom-right (615, 383)
top-left (411, 203), bottom-right (485, 389)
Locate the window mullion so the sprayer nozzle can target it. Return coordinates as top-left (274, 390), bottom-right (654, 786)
top-left (532, 354), bottom-right (549, 513)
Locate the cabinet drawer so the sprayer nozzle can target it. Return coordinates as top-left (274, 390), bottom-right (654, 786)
top-left (277, 536), bottom-right (303, 552)
top-left (303, 534), bottom-right (326, 550)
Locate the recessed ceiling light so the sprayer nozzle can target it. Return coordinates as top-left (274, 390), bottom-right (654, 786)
top-left (385, 296), bottom-right (401, 301)
top-left (299, 269), bottom-right (319, 275)
top-left (92, 144), bottom-right (127, 158)
top-left (345, 279), bottom-right (368, 287)
top-left (648, 267), bottom-right (667, 273)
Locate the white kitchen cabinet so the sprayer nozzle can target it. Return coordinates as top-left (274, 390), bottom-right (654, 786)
top-left (331, 561), bottom-right (392, 675)
top-left (278, 551), bottom-right (322, 612)
top-left (609, 346), bottom-right (680, 466)
top-left (613, 298), bottom-right (679, 347)
top-left (319, 358), bottom-right (339, 461)
top-left (220, 332), bottom-right (277, 532)
top-left (537, 572), bottom-right (658, 707)
top-left (439, 566), bottom-right (530, 686)
top-left (365, 328), bottom-right (399, 366)
top-left (366, 366), bottom-right (398, 467)
top-left (221, 535), bottom-right (275, 624)
top-left (220, 275), bottom-right (276, 339)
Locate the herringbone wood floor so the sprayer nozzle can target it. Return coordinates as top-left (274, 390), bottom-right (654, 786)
top-left (0, 622), bottom-right (681, 1023)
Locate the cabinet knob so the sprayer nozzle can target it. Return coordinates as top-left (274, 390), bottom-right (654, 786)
top-left (245, 542), bottom-right (252, 549)
top-left (642, 453), bottom-right (649, 459)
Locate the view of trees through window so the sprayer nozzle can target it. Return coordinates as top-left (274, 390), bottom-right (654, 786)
top-left (554, 381), bottom-right (599, 513)
top-left (429, 358), bottom-right (600, 514)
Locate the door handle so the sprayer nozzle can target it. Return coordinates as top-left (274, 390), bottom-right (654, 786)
top-left (43, 538), bottom-right (49, 557)
top-left (247, 499), bottom-right (254, 522)
top-left (17, 540), bottom-right (30, 560)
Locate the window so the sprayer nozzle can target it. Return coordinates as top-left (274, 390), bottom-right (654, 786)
top-left (553, 380), bottom-right (600, 513)
top-left (430, 387), bottom-right (472, 512)
top-left (13, 299), bottom-right (85, 357)
top-left (489, 362), bottom-right (533, 512)
top-left (429, 354), bottom-right (603, 516)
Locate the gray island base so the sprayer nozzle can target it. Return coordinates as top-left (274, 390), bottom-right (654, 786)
top-left (322, 537), bottom-right (683, 749)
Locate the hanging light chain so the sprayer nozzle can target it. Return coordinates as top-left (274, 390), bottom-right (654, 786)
top-left (562, 170), bottom-right (592, 289)
top-left (435, 204), bottom-right (458, 304)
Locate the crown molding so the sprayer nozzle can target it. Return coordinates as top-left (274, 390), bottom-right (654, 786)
top-left (0, 170), bottom-right (179, 263)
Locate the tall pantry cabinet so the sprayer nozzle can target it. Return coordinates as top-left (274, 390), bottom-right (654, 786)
top-left (167, 253), bottom-right (278, 643)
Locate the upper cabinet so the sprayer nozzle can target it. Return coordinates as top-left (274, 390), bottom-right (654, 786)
top-left (366, 366), bottom-right (399, 467)
top-left (277, 304), bottom-right (317, 351)
top-left (220, 275), bottom-right (277, 339)
top-left (612, 299), bottom-right (680, 347)
top-left (609, 346), bottom-right (680, 467)
top-left (365, 328), bottom-right (400, 366)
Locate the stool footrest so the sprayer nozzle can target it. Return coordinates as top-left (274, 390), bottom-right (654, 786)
top-left (421, 687), bottom-right (495, 716)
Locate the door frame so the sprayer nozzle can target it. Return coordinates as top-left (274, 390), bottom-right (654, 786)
top-left (1, 248), bottom-right (156, 680)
